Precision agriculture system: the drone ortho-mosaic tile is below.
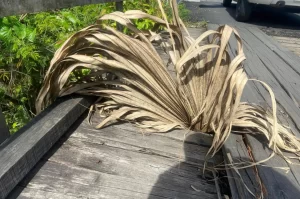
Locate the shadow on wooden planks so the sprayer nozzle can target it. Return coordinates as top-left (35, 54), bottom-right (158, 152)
top-left (8, 112), bottom-right (223, 199)
top-left (7, 115), bottom-right (300, 199)
top-left (226, 135), bottom-right (300, 198)
top-left (207, 23), bottom-right (300, 198)
top-left (148, 133), bottom-right (230, 199)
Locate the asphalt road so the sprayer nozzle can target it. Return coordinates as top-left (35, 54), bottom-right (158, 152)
top-left (184, 0), bottom-right (300, 37)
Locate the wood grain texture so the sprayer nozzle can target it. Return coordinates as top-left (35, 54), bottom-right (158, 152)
top-left (208, 23), bottom-right (300, 198)
top-left (0, 108), bottom-right (10, 145)
top-left (247, 28), bottom-right (300, 76)
top-left (73, 115), bottom-right (222, 165)
top-left (222, 134), bottom-right (260, 199)
top-left (241, 27), bottom-right (300, 114)
top-left (208, 23), bottom-right (259, 199)
top-left (7, 27), bottom-right (222, 199)
top-left (0, 96), bottom-right (95, 199)
top-left (0, 0), bottom-right (122, 17)
top-left (237, 27), bottom-right (300, 199)
top-left (9, 114), bottom-right (220, 199)
top-left (233, 26), bottom-right (300, 199)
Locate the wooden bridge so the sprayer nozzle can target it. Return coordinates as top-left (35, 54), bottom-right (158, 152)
top-left (1, 1), bottom-right (300, 198)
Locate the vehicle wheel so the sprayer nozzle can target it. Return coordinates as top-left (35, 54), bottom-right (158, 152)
top-left (235, 0), bottom-right (252, 21)
top-left (223, 0), bottom-right (232, 7)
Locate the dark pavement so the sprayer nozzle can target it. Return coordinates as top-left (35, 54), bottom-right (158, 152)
top-left (184, 1), bottom-right (300, 37)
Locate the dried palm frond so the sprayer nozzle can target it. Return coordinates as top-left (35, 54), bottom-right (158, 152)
top-left (36, 0), bottom-right (300, 160)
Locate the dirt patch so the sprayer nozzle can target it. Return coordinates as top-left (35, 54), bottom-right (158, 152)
top-left (260, 26), bottom-right (300, 57)
top-left (260, 27), bottom-right (300, 38)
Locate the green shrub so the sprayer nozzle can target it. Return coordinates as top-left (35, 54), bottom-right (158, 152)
top-left (0, 0), bottom-right (190, 133)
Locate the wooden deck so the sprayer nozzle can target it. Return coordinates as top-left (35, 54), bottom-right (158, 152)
top-left (3, 25), bottom-right (300, 199)
top-left (5, 28), bottom-right (224, 199)
top-left (208, 24), bottom-right (300, 198)
top-left (8, 114), bottom-right (222, 199)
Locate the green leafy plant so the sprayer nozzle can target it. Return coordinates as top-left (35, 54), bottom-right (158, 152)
top-left (0, 0), bottom-right (191, 133)
top-left (0, 3), bottom-right (112, 133)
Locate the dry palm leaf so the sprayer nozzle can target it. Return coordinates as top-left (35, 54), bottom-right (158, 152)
top-left (36, 0), bottom-right (300, 161)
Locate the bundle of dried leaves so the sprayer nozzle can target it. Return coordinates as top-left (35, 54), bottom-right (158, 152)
top-left (36, 0), bottom-right (300, 160)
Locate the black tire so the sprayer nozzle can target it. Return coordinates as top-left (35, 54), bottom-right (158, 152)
top-left (235, 0), bottom-right (252, 21)
top-left (223, 0), bottom-right (232, 7)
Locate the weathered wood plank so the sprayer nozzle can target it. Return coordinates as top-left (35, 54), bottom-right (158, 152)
top-left (233, 26), bottom-right (300, 198)
top-left (246, 27), bottom-right (300, 76)
top-left (0, 108), bottom-right (10, 145)
top-left (44, 137), bottom-right (212, 186)
top-left (217, 23), bottom-right (300, 198)
top-left (235, 26), bottom-right (300, 199)
top-left (108, 120), bottom-right (214, 147)
top-left (230, 26), bottom-right (299, 133)
top-left (224, 25), bottom-right (300, 132)
top-left (207, 23), bottom-right (259, 199)
top-left (9, 113), bottom-right (219, 199)
top-left (222, 158), bottom-right (239, 199)
top-left (245, 134), bottom-right (300, 198)
top-left (0, 96), bottom-right (95, 199)
top-left (12, 160), bottom-right (217, 199)
top-left (97, 121), bottom-right (223, 165)
top-left (222, 134), bottom-right (260, 199)
top-left (9, 186), bottom-right (82, 199)
top-left (40, 137), bottom-right (217, 196)
top-left (78, 115), bottom-right (222, 165)
top-left (8, 26), bottom-right (222, 199)
top-left (242, 27), bottom-right (300, 107)
top-left (0, 0), bottom-right (122, 17)
top-left (208, 23), bottom-right (300, 198)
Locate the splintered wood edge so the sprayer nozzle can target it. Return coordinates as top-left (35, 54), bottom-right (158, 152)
top-left (0, 95), bottom-right (95, 199)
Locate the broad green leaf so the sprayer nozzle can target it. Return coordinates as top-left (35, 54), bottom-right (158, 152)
top-left (13, 25), bottom-right (27, 39)
top-left (27, 29), bottom-right (36, 42)
top-left (0, 26), bottom-right (12, 40)
top-left (2, 17), bottom-right (10, 25)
